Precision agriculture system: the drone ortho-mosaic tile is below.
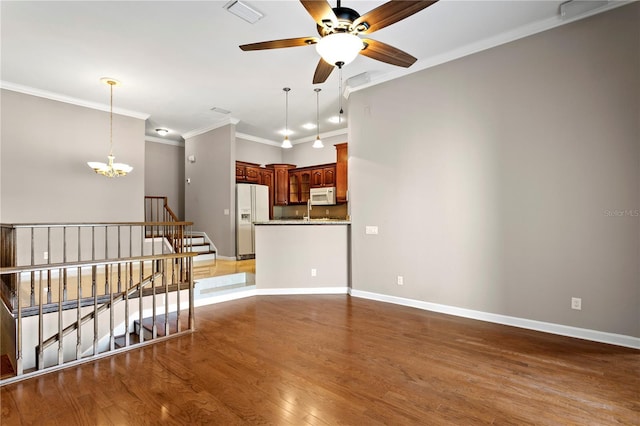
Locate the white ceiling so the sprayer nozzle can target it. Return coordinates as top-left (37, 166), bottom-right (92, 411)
top-left (0, 0), bottom-right (625, 144)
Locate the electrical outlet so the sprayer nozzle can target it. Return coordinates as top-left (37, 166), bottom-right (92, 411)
top-left (366, 226), bottom-right (379, 235)
top-left (397, 275), bottom-right (404, 286)
top-left (571, 297), bottom-right (582, 310)
top-left (311, 268), bottom-right (317, 277)
top-left (326, 209), bottom-right (330, 215)
top-left (43, 251), bottom-right (48, 260)
top-left (223, 209), bottom-right (230, 216)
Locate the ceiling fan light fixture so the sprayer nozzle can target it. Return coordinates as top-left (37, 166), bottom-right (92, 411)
top-left (315, 33), bottom-right (364, 66)
top-left (155, 128), bottom-right (169, 136)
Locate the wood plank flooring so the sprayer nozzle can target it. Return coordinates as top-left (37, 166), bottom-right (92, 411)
top-left (1, 295), bottom-right (638, 425)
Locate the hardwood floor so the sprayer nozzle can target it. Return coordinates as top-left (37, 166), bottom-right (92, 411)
top-left (193, 258), bottom-right (255, 281)
top-left (1, 295), bottom-right (638, 425)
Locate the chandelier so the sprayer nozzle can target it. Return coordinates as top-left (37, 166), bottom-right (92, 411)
top-left (87, 78), bottom-right (133, 177)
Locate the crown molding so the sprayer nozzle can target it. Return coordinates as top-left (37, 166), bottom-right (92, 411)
top-left (291, 127), bottom-right (348, 144)
top-left (236, 132), bottom-right (281, 147)
top-left (182, 117), bottom-right (240, 140)
top-left (345, 0), bottom-right (630, 97)
top-left (145, 135), bottom-right (185, 147)
top-left (0, 80), bottom-right (150, 120)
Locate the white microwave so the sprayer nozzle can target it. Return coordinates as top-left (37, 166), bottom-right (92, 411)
top-left (310, 187), bottom-right (336, 205)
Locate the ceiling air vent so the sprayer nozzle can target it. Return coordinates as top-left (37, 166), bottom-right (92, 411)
top-left (224, 1), bottom-right (264, 24)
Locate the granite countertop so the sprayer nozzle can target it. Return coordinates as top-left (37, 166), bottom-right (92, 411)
top-left (254, 219), bottom-right (351, 225)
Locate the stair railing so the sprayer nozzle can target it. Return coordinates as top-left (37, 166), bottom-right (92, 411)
top-left (0, 221), bottom-right (196, 386)
top-left (144, 196), bottom-right (185, 254)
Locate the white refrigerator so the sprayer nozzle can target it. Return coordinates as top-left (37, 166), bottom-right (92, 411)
top-left (236, 183), bottom-right (269, 259)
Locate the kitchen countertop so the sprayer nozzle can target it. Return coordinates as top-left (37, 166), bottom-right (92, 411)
top-left (254, 219), bottom-right (351, 225)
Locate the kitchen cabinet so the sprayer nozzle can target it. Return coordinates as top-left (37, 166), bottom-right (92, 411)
top-left (289, 169), bottom-right (311, 204)
top-left (309, 164), bottom-right (336, 188)
top-left (236, 161), bottom-right (261, 183)
top-left (259, 168), bottom-right (274, 219)
top-left (265, 164), bottom-right (295, 206)
top-left (335, 143), bottom-right (348, 203)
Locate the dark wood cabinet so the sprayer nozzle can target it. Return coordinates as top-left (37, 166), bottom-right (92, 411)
top-left (289, 169), bottom-right (311, 204)
top-left (335, 143), bottom-right (348, 203)
top-left (258, 168), bottom-right (274, 218)
top-left (236, 161), bottom-right (261, 183)
top-left (309, 163), bottom-right (336, 188)
top-left (265, 164), bottom-right (295, 206)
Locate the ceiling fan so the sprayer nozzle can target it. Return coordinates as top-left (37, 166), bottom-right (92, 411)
top-left (239, 0), bottom-right (439, 84)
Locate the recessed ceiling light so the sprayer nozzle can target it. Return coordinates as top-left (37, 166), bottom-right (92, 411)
top-left (302, 123), bottom-right (316, 130)
top-left (327, 116), bottom-right (341, 124)
top-left (155, 128), bottom-right (169, 136)
top-left (224, 1), bottom-right (264, 24)
top-left (278, 129), bottom-right (294, 136)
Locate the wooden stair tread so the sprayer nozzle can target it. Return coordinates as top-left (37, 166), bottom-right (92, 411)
top-left (135, 312), bottom-right (187, 338)
top-left (114, 333), bottom-right (140, 349)
top-left (1, 354), bottom-right (15, 379)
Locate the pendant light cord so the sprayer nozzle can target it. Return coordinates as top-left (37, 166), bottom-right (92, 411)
top-left (109, 82), bottom-right (114, 156)
top-left (339, 66), bottom-right (344, 123)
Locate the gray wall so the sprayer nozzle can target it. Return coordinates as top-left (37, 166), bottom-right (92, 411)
top-left (236, 137), bottom-right (282, 165)
top-left (283, 133), bottom-right (347, 168)
top-left (184, 125), bottom-right (235, 257)
top-left (1, 89), bottom-right (145, 223)
top-left (145, 141), bottom-right (185, 219)
top-left (349, 4), bottom-right (639, 337)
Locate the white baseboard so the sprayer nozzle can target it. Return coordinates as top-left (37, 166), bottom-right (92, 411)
top-left (349, 289), bottom-right (640, 350)
top-left (256, 287), bottom-right (349, 296)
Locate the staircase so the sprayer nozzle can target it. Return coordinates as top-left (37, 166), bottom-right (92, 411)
top-left (185, 234), bottom-right (216, 259)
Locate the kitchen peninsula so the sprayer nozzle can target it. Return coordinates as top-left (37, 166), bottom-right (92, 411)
top-left (254, 220), bottom-right (350, 291)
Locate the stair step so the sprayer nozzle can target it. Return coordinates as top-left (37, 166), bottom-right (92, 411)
top-left (190, 243), bottom-right (214, 253)
top-left (134, 312), bottom-right (186, 340)
top-left (114, 333), bottom-right (140, 349)
top-left (0, 354), bottom-right (15, 379)
top-left (183, 236), bottom-right (205, 245)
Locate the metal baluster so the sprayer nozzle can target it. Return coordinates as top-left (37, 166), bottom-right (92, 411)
top-left (152, 256), bottom-right (157, 340)
top-left (139, 260), bottom-right (144, 343)
top-left (174, 247), bottom-right (180, 333)
top-left (188, 255), bottom-right (195, 331)
top-left (16, 273), bottom-right (23, 375)
top-left (109, 263), bottom-right (114, 351)
top-left (37, 271), bottom-right (44, 369)
top-left (104, 226), bottom-right (109, 294)
top-left (164, 258), bottom-right (169, 337)
top-left (57, 267), bottom-right (63, 365)
top-left (63, 227), bottom-right (67, 301)
top-left (47, 227), bottom-right (51, 304)
top-left (30, 228), bottom-right (35, 307)
top-left (117, 226), bottom-right (122, 293)
top-left (76, 266), bottom-right (82, 361)
top-left (125, 261), bottom-right (131, 347)
top-left (92, 265), bottom-right (98, 355)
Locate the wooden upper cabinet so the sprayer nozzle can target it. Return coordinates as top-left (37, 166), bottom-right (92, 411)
top-left (335, 143), bottom-right (348, 203)
top-left (323, 166), bottom-right (336, 187)
top-left (265, 164), bottom-right (296, 206)
top-left (309, 163), bottom-right (336, 188)
top-left (245, 166), bottom-right (260, 183)
top-left (236, 161), bottom-right (261, 183)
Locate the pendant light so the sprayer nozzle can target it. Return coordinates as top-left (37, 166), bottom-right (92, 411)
top-left (87, 78), bottom-right (133, 177)
top-left (281, 87), bottom-right (293, 149)
top-left (312, 88), bottom-right (324, 149)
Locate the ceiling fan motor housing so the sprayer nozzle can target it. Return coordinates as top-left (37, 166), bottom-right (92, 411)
top-left (319, 7), bottom-right (369, 35)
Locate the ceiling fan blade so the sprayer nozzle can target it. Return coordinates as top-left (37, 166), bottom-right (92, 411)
top-left (313, 58), bottom-right (335, 84)
top-left (300, 0), bottom-right (338, 29)
top-left (240, 37), bottom-right (318, 51)
top-left (360, 39), bottom-right (417, 68)
top-left (353, 0), bottom-right (438, 35)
